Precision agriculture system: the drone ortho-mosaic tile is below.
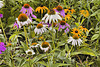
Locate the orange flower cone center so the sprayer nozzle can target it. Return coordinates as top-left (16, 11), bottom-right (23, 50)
top-left (18, 13), bottom-right (28, 22)
top-left (60, 21), bottom-right (66, 25)
top-left (56, 6), bottom-right (63, 11)
top-left (48, 9), bottom-right (56, 15)
top-left (42, 42), bottom-right (49, 48)
top-left (37, 24), bottom-right (43, 29)
top-left (73, 35), bottom-right (79, 39)
top-left (31, 43), bottom-right (37, 45)
top-left (53, 23), bottom-right (57, 27)
top-left (24, 4), bottom-right (30, 8)
top-left (28, 51), bottom-right (32, 54)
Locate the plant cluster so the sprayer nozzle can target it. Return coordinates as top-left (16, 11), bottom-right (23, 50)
top-left (0, 0), bottom-right (100, 67)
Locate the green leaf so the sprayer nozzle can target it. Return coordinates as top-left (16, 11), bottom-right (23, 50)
top-left (9, 34), bottom-right (16, 41)
top-left (71, 47), bottom-right (97, 56)
top-left (90, 9), bottom-right (100, 16)
top-left (75, 23), bottom-right (79, 27)
top-left (80, 18), bottom-right (86, 25)
top-left (7, 16), bottom-right (15, 25)
top-left (65, 44), bottom-right (69, 52)
top-left (37, 61), bottom-right (48, 67)
top-left (0, 34), bottom-right (5, 42)
top-left (31, 54), bottom-right (46, 63)
top-left (88, 62), bottom-right (94, 65)
top-left (29, 31), bottom-right (35, 38)
top-left (20, 41), bottom-right (28, 51)
top-left (52, 63), bottom-right (70, 67)
top-left (57, 42), bottom-right (65, 47)
top-left (91, 34), bottom-right (99, 40)
top-left (97, 13), bottom-right (100, 20)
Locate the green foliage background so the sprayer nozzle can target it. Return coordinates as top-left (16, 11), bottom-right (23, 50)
top-left (0, 0), bottom-right (100, 67)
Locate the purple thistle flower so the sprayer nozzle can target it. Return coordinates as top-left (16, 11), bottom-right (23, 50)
top-left (0, 14), bottom-right (3, 18)
top-left (20, 4), bottom-right (37, 21)
top-left (57, 20), bottom-right (70, 33)
top-left (13, 22), bottom-right (19, 29)
top-left (54, 5), bottom-right (65, 17)
top-left (0, 42), bottom-right (6, 54)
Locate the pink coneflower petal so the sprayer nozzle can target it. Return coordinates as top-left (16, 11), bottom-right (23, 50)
top-left (20, 4), bottom-right (37, 21)
top-left (31, 14), bottom-right (37, 18)
top-left (54, 9), bottom-right (65, 17)
top-left (0, 14), bottom-right (3, 18)
top-left (57, 21), bottom-right (70, 33)
top-left (13, 22), bottom-right (19, 29)
top-left (0, 42), bottom-right (6, 54)
top-left (29, 16), bottom-right (32, 21)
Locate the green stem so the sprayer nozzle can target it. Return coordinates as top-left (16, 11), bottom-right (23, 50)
top-left (64, 0), bottom-right (66, 6)
top-left (24, 26), bottom-right (29, 48)
top-left (56, 30), bottom-right (58, 47)
top-left (41, 13), bottom-right (43, 19)
top-left (27, 26), bottom-right (31, 45)
top-left (49, 0), bottom-right (50, 8)
top-left (78, 15), bottom-right (82, 25)
top-left (13, 29), bottom-right (19, 53)
top-left (29, 58), bottom-right (31, 67)
top-left (66, 45), bottom-right (73, 58)
top-left (46, 52), bottom-right (49, 67)
top-left (10, 51), bottom-right (15, 67)
top-left (51, 21), bottom-right (55, 49)
top-left (0, 18), bottom-right (7, 43)
top-left (36, 48), bottom-right (39, 54)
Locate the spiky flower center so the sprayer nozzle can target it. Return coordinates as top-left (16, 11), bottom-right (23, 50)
top-left (40, 5), bottom-right (43, 7)
top-left (41, 42), bottom-right (49, 48)
top-left (28, 51), bottom-right (32, 54)
top-left (69, 8), bottom-right (71, 10)
top-left (60, 21), bottom-right (66, 25)
top-left (56, 6), bottom-right (63, 11)
top-left (18, 13), bottom-right (28, 22)
top-left (53, 23), bottom-right (57, 27)
top-left (73, 35), bottom-right (79, 39)
top-left (32, 43), bottom-right (37, 45)
top-left (37, 24), bottom-right (43, 29)
top-left (48, 9), bottom-right (56, 15)
top-left (65, 13), bottom-right (67, 15)
top-left (83, 11), bottom-right (87, 14)
top-left (24, 4), bottom-right (30, 8)
top-left (75, 30), bottom-right (78, 33)
top-left (82, 26), bottom-right (85, 28)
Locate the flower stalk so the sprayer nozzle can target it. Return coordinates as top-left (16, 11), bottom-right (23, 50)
top-left (0, 18), bottom-right (7, 43)
top-left (24, 26), bottom-right (29, 48)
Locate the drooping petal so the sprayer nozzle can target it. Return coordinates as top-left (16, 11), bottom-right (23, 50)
top-left (31, 14), bottom-right (37, 18)
top-left (60, 10), bottom-right (65, 17)
top-left (0, 14), bottom-right (3, 18)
